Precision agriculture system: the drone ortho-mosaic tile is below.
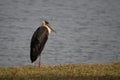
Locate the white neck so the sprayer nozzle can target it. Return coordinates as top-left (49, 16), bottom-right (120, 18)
top-left (42, 21), bottom-right (52, 34)
top-left (44, 25), bottom-right (51, 34)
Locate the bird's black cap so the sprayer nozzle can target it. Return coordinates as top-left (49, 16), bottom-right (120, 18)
top-left (44, 21), bottom-right (49, 24)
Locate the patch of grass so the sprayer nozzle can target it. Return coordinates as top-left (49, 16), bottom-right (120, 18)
top-left (0, 62), bottom-right (120, 80)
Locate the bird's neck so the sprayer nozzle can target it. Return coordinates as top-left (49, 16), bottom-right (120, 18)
top-left (42, 24), bottom-right (51, 34)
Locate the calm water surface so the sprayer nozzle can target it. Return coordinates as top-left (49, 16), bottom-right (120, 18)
top-left (0, 0), bottom-right (120, 67)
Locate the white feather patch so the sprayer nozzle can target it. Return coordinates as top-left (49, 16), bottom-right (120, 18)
top-left (44, 25), bottom-right (51, 34)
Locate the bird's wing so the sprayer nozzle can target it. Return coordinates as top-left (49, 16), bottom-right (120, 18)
top-left (30, 27), bottom-right (48, 63)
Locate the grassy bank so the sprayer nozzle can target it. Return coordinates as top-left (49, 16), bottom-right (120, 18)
top-left (0, 62), bottom-right (120, 80)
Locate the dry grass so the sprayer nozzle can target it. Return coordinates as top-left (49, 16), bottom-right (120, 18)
top-left (0, 62), bottom-right (120, 80)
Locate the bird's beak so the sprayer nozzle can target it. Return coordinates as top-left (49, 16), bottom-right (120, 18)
top-left (48, 24), bottom-right (56, 33)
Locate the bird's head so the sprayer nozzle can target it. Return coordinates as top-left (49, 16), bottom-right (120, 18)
top-left (42, 21), bottom-right (56, 33)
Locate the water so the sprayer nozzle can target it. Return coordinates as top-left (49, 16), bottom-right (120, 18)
top-left (0, 0), bottom-right (120, 67)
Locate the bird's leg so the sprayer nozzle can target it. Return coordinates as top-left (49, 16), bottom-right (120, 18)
top-left (34, 61), bottom-right (37, 67)
top-left (39, 54), bottom-right (41, 67)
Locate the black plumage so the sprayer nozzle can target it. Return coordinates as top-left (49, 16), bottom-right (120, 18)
top-left (30, 21), bottom-right (55, 66)
top-left (30, 26), bottom-right (48, 63)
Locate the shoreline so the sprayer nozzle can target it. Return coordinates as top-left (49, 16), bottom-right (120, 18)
top-left (0, 62), bottom-right (120, 80)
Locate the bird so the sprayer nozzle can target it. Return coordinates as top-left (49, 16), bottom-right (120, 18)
top-left (30, 21), bottom-right (56, 66)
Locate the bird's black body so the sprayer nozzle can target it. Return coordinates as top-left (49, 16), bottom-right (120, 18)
top-left (30, 26), bottom-right (48, 63)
